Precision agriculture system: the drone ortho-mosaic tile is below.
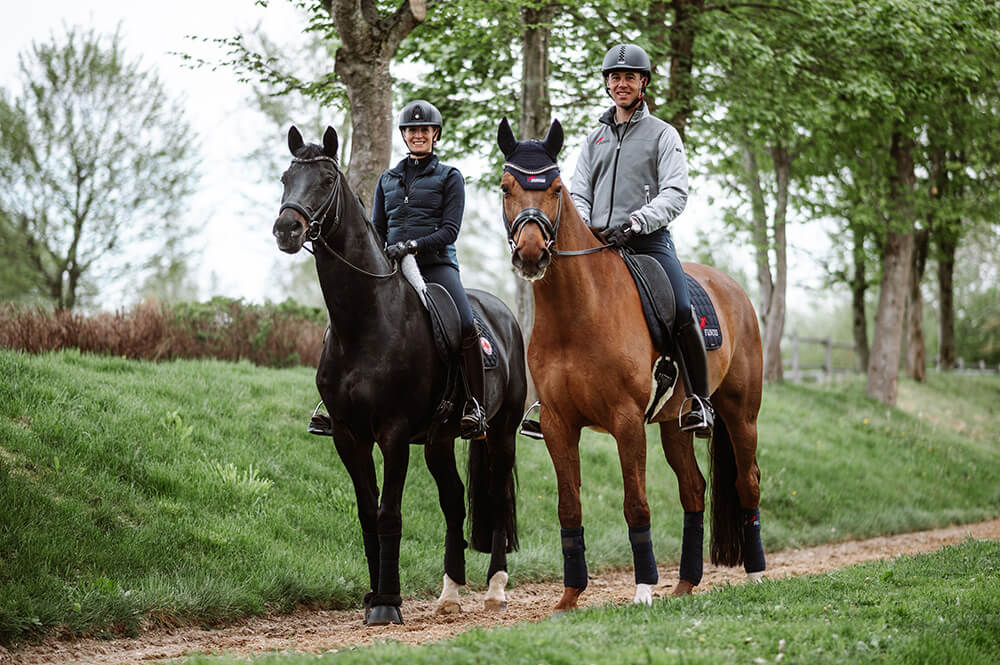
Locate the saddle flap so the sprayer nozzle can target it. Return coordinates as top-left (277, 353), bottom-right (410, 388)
top-left (621, 252), bottom-right (675, 352)
top-left (425, 283), bottom-right (462, 359)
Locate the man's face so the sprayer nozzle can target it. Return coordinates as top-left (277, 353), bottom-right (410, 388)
top-left (606, 71), bottom-right (645, 109)
top-left (402, 125), bottom-right (437, 157)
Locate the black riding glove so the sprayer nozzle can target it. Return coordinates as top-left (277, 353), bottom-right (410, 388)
top-left (386, 240), bottom-right (418, 261)
top-left (604, 217), bottom-right (642, 247)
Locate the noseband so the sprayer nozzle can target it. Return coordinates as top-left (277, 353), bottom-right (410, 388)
top-left (502, 162), bottom-right (611, 258)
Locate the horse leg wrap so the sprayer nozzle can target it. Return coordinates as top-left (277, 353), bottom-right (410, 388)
top-left (444, 529), bottom-right (468, 586)
top-left (629, 524), bottom-right (659, 585)
top-left (742, 508), bottom-right (766, 574)
top-left (680, 511), bottom-right (704, 586)
top-left (362, 530), bottom-right (380, 595)
top-left (373, 533), bottom-right (402, 607)
top-left (487, 528), bottom-right (508, 583)
top-left (560, 527), bottom-right (588, 591)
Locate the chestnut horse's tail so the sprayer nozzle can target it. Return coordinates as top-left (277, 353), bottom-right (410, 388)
top-left (709, 415), bottom-right (744, 566)
top-left (467, 436), bottom-right (519, 553)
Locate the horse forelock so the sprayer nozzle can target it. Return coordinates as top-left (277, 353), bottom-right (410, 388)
top-left (294, 143), bottom-right (337, 163)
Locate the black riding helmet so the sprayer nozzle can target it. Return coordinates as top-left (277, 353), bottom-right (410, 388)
top-left (601, 43), bottom-right (652, 80)
top-left (398, 99), bottom-right (443, 142)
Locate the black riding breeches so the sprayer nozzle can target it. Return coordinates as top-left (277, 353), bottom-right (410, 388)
top-left (625, 228), bottom-right (693, 325)
top-left (421, 263), bottom-right (476, 337)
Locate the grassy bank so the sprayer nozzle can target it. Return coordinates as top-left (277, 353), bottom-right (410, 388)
top-left (1, 349), bottom-right (998, 644)
top-left (185, 539), bottom-right (1000, 665)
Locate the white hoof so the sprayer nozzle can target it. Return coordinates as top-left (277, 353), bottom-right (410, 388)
top-left (435, 574), bottom-right (463, 614)
top-left (633, 583), bottom-right (653, 605)
top-left (484, 571), bottom-right (508, 612)
top-left (747, 571), bottom-right (765, 583)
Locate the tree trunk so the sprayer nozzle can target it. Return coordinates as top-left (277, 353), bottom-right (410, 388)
top-left (516, 1), bottom-right (557, 407)
top-left (666, 0), bottom-right (705, 139)
top-left (936, 229), bottom-right (958, 370)
top-left (850, 224), bottom-right (869, 372)
top-left (905, 227), bottom-right (929, 381)
top-left (866, 131), bottom-right (916, 405)
top-left (760, 143), bottom-right (789, 383)
top-left (323, 0), bottom-right (427, 204)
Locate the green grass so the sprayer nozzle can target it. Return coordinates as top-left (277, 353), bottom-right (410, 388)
top-left (1, 349), bottom-right (998, 644)
top-left (183, 538), bottom-right (1000, 665)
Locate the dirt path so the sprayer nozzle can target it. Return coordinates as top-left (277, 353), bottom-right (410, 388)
top-left (7, 519), bottom-right (999, 665)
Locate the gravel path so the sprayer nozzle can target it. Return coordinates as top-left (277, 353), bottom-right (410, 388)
top-left (7, 519), bottom-right (999, 664)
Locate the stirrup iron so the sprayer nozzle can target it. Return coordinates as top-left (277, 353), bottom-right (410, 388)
top-left (308, 400), bottom-right (334, 436)
top-left (679, 394), bottom-right (713, 438)
top-left (518, 400), bottom-right (544, 440)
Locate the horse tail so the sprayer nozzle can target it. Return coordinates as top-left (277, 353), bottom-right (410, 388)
top-left (709, 415), bottom-right (743, 567)
top-left (467, 436), bottom-right (519, 553)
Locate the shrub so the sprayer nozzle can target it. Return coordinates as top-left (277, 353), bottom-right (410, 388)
top-left (0, 298), bottom-right (325, 368)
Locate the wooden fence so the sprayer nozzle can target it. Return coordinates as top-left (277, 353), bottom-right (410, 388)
top-left (782, 332), bottom-right (1000, 383)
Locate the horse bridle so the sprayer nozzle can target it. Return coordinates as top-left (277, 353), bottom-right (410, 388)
top-left (280, 155), bottom-right (397, 279)
top-left (502, 162), bottom-right (612, 257)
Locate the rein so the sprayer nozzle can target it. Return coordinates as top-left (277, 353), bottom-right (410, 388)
top-left (502, 162), bottom-right (612, 257)
top-left (281, 155), bottom-right (398, 279)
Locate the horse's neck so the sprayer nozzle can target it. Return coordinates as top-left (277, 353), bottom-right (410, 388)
top-left (533, 192), bottom-right (609, 318)
top-left (315, 198), bottom-right (412, 342)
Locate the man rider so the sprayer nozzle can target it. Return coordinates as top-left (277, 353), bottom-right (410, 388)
top-left (570, 43), bottom-right (713, 437)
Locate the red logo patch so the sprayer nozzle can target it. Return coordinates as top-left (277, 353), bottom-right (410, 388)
top-left (700, 316), bottom-right (707, 328)
top-left (595, 136), bottom-right (607, 144)
top-left (480, 338), bottom-right (493, 355)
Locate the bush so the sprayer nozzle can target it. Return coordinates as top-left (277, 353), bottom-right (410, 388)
top-left (0, 298), bottom-right (325, 368)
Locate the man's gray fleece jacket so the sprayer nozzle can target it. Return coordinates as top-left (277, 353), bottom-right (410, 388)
top-left (570, 102), bottom-right (688, 234)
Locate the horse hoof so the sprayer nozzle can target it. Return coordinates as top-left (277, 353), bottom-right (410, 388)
top-left (672, 580), bottom-right (696, 597)
top-left (366, 605), bottom-right (403, 625)
top-left (747, 571), bottom-right (765, 583)
top-left (435, 599), bottom-right (462, 615)
top-left (484, 598), bottom-right (507, 612)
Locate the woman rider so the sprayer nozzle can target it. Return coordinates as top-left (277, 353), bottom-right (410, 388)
top-left (371, 99), bottom-right (486, 439)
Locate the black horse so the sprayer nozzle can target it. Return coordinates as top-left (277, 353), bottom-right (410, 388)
top-left (272, 126), bottom-right (526, 625)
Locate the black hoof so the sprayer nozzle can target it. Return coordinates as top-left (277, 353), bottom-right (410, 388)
top-left (366, 604), bottom-right (403, 625)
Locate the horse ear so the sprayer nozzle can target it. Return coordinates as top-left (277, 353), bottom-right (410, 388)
top-left (497, 117), bottom-right (518, 159)
top-left (542, 119), bottom-right (563, 160)
top-left (288, 125), bottom-right (304, 156)
top-left (322, 126), bottom-right (338, 158)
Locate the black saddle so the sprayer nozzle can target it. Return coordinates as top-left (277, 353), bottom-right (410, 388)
top-left (425, 284), bottom-right (499, 369)
top-left (621, 251), bottom-right (676, 354)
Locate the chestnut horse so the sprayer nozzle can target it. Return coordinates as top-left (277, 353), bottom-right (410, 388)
top-left (498, 118), bottom-right (765, 610)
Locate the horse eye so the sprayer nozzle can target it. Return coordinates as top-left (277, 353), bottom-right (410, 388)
top-left (501, 184), bottom-right (510, 195)
top-left (554, 186), bottom-right (562, 196)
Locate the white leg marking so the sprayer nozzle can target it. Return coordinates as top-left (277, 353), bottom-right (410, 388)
top-left (435, 573), bottom-right (462, 614)
top-left (747, 571), bottom-right (765, 583)
top-left (633, 583), bottom-right (654, 605)
top-left (484, 570), bottom-right (509, 611)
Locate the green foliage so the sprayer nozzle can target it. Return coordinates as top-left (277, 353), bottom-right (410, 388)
top-left (1, 350), bottom-right (998, 644)
top-left (188, 540), bottom-right (1000, 664)
top-left (0, 26), bottom-right (200, 310)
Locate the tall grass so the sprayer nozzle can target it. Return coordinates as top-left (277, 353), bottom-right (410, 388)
top-left (0, 298), bottom-right (325, 368)
top-left (1, 349), bottom-right (998, 644)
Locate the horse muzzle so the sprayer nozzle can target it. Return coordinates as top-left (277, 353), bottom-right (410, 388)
top-left (273, 210), bottom-right (307, 253)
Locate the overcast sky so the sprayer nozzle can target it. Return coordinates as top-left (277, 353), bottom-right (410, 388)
top-left (1, 1), bottom-right (310, 306)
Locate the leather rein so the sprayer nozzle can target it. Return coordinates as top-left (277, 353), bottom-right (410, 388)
top-left (502, 162), bottom-right (612, 257)
top-left (280, 155), bottom-right (397, 279)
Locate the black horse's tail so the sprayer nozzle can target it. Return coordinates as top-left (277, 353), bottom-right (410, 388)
top-left (709, 415), bottom-right (744, 566)
top-left (467, 436), bottom-right (519, 553)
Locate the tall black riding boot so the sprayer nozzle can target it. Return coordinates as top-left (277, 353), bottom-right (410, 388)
top-left (459, 332), bottom-right (487, 439)
top-left (675, 315), bottom-right (714, 438)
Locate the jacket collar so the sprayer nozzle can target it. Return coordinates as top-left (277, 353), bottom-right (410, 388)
top-left (599, 101), bottom-right (648, 127)
top-left (387, 153), bottom-right (440, 177)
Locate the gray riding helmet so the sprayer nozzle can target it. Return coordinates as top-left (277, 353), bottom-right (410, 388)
top-left (601, 43), bottom-right (652, 81)
top-left (398, 99), bottom-right (443, 137)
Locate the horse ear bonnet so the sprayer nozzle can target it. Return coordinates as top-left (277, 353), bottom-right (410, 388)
top-left (501, 119), bottom-right (561, 191)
